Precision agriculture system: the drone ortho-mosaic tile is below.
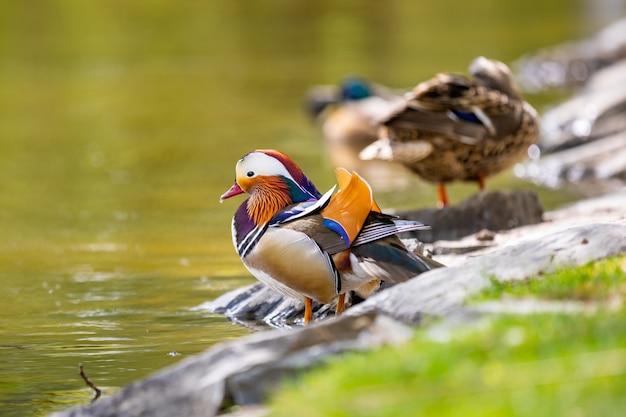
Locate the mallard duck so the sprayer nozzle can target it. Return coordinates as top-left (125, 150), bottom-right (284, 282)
top-left (360, 57), bottom-right (540, 207)
top-left (306, 78), bottom-right (409, 189)
top-left (220, 149), bottom-right (442, 324)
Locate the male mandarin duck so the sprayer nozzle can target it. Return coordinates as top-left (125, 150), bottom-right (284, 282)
top-left (220, 149), bottom-right (442, 324)
top-left (359, 57), bottom-right (540, 208)
top-left (306, 78), bottom-right (410, 190)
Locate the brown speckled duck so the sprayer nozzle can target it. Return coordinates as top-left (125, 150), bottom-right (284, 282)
top-left (360, 57), bottom-right (540, 207)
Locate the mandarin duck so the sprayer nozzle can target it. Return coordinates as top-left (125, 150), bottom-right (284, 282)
top-left (359, 57), bottom-right (540, 208)
top-left (220, 149), bottom-right (442, 324)
top-left (306, 78), bottom-right (410, 190)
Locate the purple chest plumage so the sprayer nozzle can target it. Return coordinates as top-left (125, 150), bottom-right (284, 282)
top-left (232, 201), bottom-right (268, 258)
top-left (233, 202), bottom-right (254, 244)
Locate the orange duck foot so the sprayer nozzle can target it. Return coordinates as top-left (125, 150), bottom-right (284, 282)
top-left (335, 293), bottom-right (346, 317)
top-left (477, 173), bottom-right (486, 191)
top-left (437, 183), bottom-right (450, 209)
top-left (304, 297), bottom-right (313, 325)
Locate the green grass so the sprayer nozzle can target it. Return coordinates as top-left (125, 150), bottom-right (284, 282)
top-left (268, 257), bottom-right (626, 417)
top-left (476, 256), bottom-right (626, 302)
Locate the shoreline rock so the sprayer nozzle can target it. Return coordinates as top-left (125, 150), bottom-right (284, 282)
top-left (395, 189), bottom-right (544, 243)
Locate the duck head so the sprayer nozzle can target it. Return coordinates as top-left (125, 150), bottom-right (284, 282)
top-left (220, 149), bottom-right (322, 225)
top-left (339, 77), bottom-right (374, 101)
top-left (305, 77), bottom-right (374, 120)
top-left (469, 56), bottom-right (522, 100)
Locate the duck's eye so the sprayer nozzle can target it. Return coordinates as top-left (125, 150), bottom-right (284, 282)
top-left (246, 171), bottom-right (254, 177)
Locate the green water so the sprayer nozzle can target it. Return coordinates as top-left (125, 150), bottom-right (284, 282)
top-left (0, 1), bottom-right (608, 415)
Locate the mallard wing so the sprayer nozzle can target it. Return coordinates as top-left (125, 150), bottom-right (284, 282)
top-left (383, 107), bottom-right (490, 142)
top-left (381, 71), bottom-right (526, 143)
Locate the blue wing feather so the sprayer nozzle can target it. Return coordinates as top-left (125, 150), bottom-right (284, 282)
top-left (322, 218), bottom-right (351, 247)
top-left (451, 109), bottom-right (482, 124)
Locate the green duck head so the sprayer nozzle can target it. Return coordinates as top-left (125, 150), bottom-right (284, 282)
top-left (339, 77), bottom-right (374, 101)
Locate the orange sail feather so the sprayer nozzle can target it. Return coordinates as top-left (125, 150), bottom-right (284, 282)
top-left (321, 168), bottom-right (381, 246)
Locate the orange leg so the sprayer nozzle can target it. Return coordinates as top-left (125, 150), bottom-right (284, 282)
top-left (335, 293), bottom-right (346, 317)
top-left (304, 297), bottom-right (313, 325)
top-left (437, 183), bottom-right (449, 209)
top-left (477, 173), bottom-right (486, 191)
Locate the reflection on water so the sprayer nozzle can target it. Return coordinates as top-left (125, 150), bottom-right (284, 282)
top-left (0, 241), bottom-right (253, 416)
top-left (0, 1), bottom-right (616, 415)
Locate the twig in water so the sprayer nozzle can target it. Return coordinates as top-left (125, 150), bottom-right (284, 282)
top-left (79, 363), bottom-right (102, 403)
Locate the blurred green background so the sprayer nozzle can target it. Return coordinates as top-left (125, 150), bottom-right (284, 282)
top-left (0, 1), bottom-right (617, 416)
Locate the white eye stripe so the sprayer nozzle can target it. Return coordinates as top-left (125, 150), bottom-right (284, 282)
top-left (236, 152), bottom-right (295, 182)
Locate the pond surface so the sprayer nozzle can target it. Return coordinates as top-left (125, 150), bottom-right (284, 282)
top-left (0, 1), bottom-right (615, 415)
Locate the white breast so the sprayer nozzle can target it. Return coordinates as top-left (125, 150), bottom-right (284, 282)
top-left (241, 227), bottom-right (338, 304)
